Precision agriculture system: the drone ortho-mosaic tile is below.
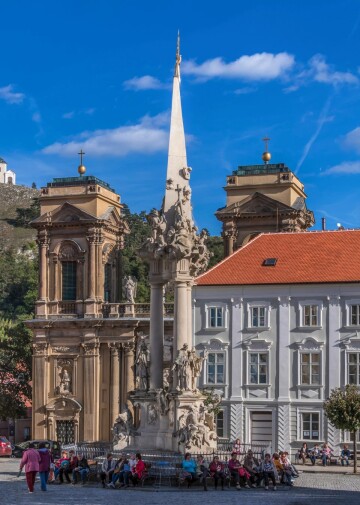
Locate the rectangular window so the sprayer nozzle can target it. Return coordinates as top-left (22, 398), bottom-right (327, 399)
top-left (249, 352), bottom-right (268, 384)
top-left (301, 413), bottom-right (319, 440)
top-left (303, 305), bottom-right (319, 326)
top-left (104, 263), bottom-right (111, 302)
top-left (215, 410), bottom-right (224, 438)
top-left (62, 261), bottom-right (77, 301)
top-left (209, 307), bottom-right (224, 328)
top-left (350, 305), bottom-right (360, 326)
top-left (300, 353), bottom-right (320, 385)
top-left (207, 352), bottom-right (225, 384)
top-left (251, 306), bottom-right (266, 327)
top-left (348, 353), bottom-right (360, 385)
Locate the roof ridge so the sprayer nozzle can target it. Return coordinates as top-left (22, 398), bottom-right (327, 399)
top-left (196, 233), bottom-right (264, 282)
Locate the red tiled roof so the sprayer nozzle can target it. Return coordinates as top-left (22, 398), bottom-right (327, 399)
top-left (197, 230), bottom-right (360, 286)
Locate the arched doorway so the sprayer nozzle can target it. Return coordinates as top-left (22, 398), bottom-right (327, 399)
top-left (45, 397), bottom-right (82, 444)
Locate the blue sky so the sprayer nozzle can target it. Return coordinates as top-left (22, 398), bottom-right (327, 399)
top-left (1, 0), bottom-right (360, 234)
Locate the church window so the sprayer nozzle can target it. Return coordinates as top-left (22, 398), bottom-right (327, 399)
top-left (62, 261), bottom-right (77, 300)
top-left (104, 263), bottom-right (112, 302)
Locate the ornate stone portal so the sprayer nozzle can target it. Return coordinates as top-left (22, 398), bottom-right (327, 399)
top-left (116, 36), bottom-right (218, 452)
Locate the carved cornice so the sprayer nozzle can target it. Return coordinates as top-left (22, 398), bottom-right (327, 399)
top-left (295, 337), bottom-right (324, 351)
top-left (52, 346), bottom-right (79, 354)
top-left (33, 342), bottom-right (49, 355)
top-left (81, 342), bottom-right (100, 355)
top-left (243, 336), bottom-right (272, 350)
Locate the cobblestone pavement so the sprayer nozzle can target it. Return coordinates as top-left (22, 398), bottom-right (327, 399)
top-left (1, 458), bottom-right (360, 505)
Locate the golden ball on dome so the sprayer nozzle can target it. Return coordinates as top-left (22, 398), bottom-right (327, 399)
top-left (262, 151), bottom-right (271, 162)
top-left (78, 164), bottom-right (86, 175)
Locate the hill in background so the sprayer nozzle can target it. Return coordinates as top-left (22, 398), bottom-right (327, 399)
top-left (0, 184), bottom-right (39, 250)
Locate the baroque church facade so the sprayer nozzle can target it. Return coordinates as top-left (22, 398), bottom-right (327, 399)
top-left (28, 174), bottom-right (173, 444)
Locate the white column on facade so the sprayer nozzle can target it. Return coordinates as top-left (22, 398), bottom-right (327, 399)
top-left (277, 296), bottom-right (291, 401)
top-left (150, 282), bottom-right (164, 390)
top-left (231, 297), bottom-right (243, 400)
top-left (326, 294), bottom-right (341, 448)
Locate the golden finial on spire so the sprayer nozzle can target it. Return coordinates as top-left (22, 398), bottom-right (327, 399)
top-left (78, 149), bottom-right (86, 176)
top-left (262, 136), bottom-right (271, 164)
top-left (174, 30), bottom-right (181, 78)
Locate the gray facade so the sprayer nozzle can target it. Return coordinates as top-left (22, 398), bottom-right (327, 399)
top-left (193, 282), bottom-right (360, 456)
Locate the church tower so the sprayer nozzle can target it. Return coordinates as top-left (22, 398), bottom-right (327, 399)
top-left (27, 163), bottom-right (144, 444)
top-left (216, 140), bottom-right (315, 256)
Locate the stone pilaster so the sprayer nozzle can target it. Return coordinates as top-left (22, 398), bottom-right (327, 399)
top-left (109, 343), bottom-right (121, 427)
top-left (82, 342), bottom-right (100, 440)
top-left (32, 342), bottom-right (49, 439)
top-left (123, 343), bottom-right (135, 406)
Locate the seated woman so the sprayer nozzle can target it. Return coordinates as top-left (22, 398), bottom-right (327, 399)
top-left (308, 444), bottom-right (321, 465)
top-left (321, 443), bottom-right (333, 466)
top-left (259, 453), bottom-right (277, 490)
top-left (297, 442), bottom-right (309, 465)
top-left (131, 453), bottom-right (146, 486)
top-left (243, 450), bottom-right (261, 487)
top-left (108, 454), bottom-right (125, 488)
top-left (209, 456), bottom-right (226, 490)
top-left (279, 452), bottom-right (293, 486)
top-left (196, 455), bottom-right (209, 491)
top-left (181, 453), bottom-right (197, 488)
top-left (55, 451), bottom-right (69, 483)
top-left (118, 457), bottom-right (132, 488)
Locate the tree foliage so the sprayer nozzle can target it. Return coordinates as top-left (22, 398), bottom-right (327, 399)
top-left (324, 384), bottom-right (360, 473)
top-left (0, 317), bottom-right (32, 420)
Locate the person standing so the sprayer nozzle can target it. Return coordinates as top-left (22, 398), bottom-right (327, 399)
top-left (38, 442), bottom-right (52, 491)
top-left (19, 442), bottom-right (41, 493)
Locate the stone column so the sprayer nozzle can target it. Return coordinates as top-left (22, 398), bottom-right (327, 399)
top-left (123, 343), bottom-right (135, 405)
top-left (32, 343), bottom-right (48, 439)
top-left (38, 232), bottom-right (49, 301)
top-left (173, 280), bottom-right (189, 354)
top-left (82, 342), bottom-right (100, 441)
top-left (109, 343), bottom-right (121, 427)
top-left (87, 234), bottom-right (96, 300)
top-left (187, 281), bottom-right (193, 346)
top-left (150, 282), bottom-right (164, 390)
top-left (96, 240), bottom-right (104, 300)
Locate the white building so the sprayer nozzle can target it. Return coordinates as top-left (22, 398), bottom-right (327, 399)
top-left (0, 157), bottom-right (16, 184)
top-left (194, 229), bottom-right (360, 457)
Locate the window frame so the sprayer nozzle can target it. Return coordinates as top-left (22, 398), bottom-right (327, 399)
top-left (205, 351), bottom-right (226, 385)
top-left (347, 352), bottom-right (360, 385)
top-left (298, 300), bottom-right (323, 329)
top-left (246, 301), bottom-right (271, 330)
top-left (205, 303), bottom-right (227, 330)
top-left (61, 260), bottom-right (77, 301)
top-left (248, 351), bottom-right (269, 385)
top-left (299, 411), bottom-right (320, 441)
top-left (299, 351), bottom-right (321, 386)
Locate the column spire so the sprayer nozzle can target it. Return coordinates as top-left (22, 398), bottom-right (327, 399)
top-left (163, 32), bottom-right (192, 227)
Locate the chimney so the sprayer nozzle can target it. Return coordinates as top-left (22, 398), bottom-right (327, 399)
top-left (321, 217), bottom-right (326, 231)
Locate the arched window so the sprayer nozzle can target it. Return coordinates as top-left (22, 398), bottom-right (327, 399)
top-left (62, 261), bottom-right (77, 300)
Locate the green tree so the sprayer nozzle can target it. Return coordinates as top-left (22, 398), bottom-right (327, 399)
top-left (206, 235), bottom-right (224, 269)
top-left (0, 317), bottom-right (32, 420)
top-left (324, 384), bottom-right (360, 473)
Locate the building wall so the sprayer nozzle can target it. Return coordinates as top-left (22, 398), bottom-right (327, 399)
top-left (193, 282), bottom-right (360, 456)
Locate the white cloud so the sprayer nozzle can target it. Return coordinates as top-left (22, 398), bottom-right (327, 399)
top-left (309, 54), bottom-right (359, 85)
top-left (62, 111), bottom-right (75, 119)
top-left (322, 161), bottom-right (360, 175)
top-left (32, 112), bottom-right (42, 123)
top-left (343, 126), bottom-right (360, 154)
top-left (0, 84), bottom-right (25, 104)
top-left (233, 87), bottom-right (256, 95)
top-left (182, 52), bottom-right (295, 81)
top-left (85, 108), bottom-right (95, 115)
top-left (42, 112), bottom-right (170, 157)
top-left (123, 75), bottom-right (169, 91)
top-left (296, 96), bottom-right (333, 172)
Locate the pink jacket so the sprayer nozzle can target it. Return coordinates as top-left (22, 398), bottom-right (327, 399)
top-left (20, 448), bottom-right (41, 473)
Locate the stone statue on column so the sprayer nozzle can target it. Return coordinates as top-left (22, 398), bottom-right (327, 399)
top-left (135, 335), bottom-right (149, 391)
top-left (123, 276), bottom-right (137, 303)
